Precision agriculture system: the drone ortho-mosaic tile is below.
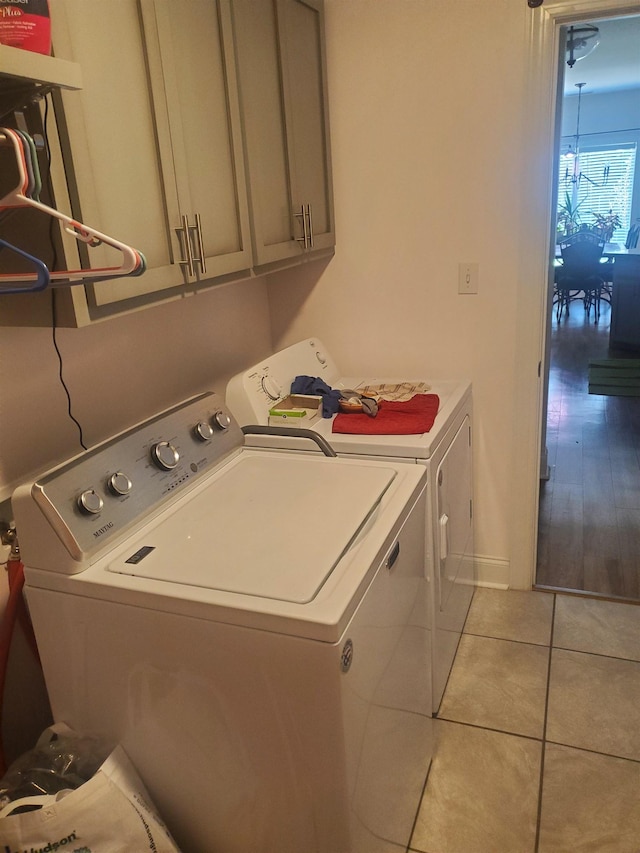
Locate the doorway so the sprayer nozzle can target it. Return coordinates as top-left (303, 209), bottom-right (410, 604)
top-left (535, 15), bottom-right (640, 601)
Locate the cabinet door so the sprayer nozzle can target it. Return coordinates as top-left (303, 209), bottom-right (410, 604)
top-left (51, 0), bottom-right (252, 315)
top-left (277, 0), bottom-right (334, 255)
top-left (141, 0), bottom-right (252, 284)
top-left (51, 0), bottom-right (184, 309)
top-left (232, 0), bottom-right (334, 267)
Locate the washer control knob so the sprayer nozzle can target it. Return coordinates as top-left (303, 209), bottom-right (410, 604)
top-left (77, 489), bottom-right (103, 515)
top-left (151, 441), bottom-right (180, 470)
top-left (108, 472), bottom-right (132, 496)
top-left (261, 375), bottom-right (282, 401)
top-left (195, 421), bottom-right (214, 441)
top-left (212, 410), bottom-right (231, 431)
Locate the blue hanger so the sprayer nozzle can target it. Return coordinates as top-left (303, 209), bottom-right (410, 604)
top-left (0, 238), bottom-right (50, 294)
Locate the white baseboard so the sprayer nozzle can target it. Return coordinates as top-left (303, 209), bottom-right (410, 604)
top-left (474, 555), bottom-right (510, 589)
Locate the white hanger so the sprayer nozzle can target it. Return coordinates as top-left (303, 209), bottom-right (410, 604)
top-left (0, 127), bottom-right (145, 286)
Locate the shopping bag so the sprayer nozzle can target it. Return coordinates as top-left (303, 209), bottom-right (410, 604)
top-left (0, 729), bottom-right (181, 852)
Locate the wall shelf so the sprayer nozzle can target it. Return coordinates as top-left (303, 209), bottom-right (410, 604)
top-left (0, 43), bottom-right (81, 88)
top-left (0, 44), bottom-right (81, 118)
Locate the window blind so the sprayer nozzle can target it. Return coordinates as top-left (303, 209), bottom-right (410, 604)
top-left (558, 143), bottom-right (637, 244)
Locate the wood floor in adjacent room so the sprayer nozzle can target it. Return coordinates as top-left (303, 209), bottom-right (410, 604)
top-left (536, 299), bottom-right (640, 602)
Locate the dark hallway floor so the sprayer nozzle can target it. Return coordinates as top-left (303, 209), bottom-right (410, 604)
top-left (536, 299), bottom-right (640, 601)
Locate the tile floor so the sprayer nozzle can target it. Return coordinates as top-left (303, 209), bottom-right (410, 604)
top-left (408, 588), bottom-right (640, 853)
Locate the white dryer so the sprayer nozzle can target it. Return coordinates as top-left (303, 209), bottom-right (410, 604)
top-left (12, 391), bottom-right (432, 853)
top-left (227, 338), bottom-right (476, 711)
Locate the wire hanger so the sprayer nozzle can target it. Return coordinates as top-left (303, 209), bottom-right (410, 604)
top-left (0, 127), bottom-right (146, 288)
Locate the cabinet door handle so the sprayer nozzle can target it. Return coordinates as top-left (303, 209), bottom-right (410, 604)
top-left (295, 204), bottom-right (309, 248)
top-left (190, 213), bottom-right (207, 275)
top-left (176, 214), bottom-right (195, 278)
top-left (306, 204), bottom-right (314, 249)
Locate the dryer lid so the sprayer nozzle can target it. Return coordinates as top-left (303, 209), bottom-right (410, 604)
top-left (108, 454), bottom-right (395, 604)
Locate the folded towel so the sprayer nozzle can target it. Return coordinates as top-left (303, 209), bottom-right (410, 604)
top-left (356, 381), bottom-right (431, 402)
top-left (332, 394), bottom-right (440, 435)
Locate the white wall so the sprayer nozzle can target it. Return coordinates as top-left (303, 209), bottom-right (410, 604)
top-left (268, 0), bottom-right (529, 581)
top-left (561, 87), bottom-right (640, 135)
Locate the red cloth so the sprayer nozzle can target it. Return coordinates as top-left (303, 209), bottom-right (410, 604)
top-left (332, 394), bottom-right (440, 435)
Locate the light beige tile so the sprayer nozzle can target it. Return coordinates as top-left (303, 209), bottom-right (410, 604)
top-left (538, 743), bottom-right (640, 853)
top-left (411, 720), bottom-right (540, 853)
top-left (554, 594), bottom-right (640, 661)
top-left (464, 588), bottom-right (553, 645)
top-left (438, 634), bottom-right (549, 738)
top-left (547, 648), bottom-right (640, 760)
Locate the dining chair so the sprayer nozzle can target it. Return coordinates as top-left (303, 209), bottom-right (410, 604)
top-left (555, 229), bottom-right (606, 322)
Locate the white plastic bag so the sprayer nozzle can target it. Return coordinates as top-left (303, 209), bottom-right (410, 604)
top-left (0, 730), bottom-right (180, 852)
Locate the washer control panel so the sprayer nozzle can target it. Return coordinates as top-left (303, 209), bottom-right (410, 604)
top-left (23, 392), bottom-right (243, 562)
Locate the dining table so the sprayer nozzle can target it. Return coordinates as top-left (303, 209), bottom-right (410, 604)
top-left (553, 243), bottom-right (635, 283)
top-left (553, 244), bottom-right (640, 328)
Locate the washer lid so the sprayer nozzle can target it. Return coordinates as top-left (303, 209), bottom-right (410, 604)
top-left (108, 455), bottom-right (395, 604)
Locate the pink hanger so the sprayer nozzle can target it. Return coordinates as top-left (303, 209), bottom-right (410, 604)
top-left (0, 127), bottom-right (145, 286)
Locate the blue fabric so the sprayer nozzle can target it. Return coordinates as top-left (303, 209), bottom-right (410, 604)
top-left (291, 375), bottom-right (342, 418)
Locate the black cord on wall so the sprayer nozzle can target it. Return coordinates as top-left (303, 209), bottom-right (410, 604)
top-left (42, 96), bottom-right (87, 452)
top-left (50, 290), bottom-right (87, 451)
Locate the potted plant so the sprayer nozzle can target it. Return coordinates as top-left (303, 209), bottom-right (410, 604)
top-left (556, 192), bottom-right (586, 238)
top-left (590, 210), bottom-right (621, 243)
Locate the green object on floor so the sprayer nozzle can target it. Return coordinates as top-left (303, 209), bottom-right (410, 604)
top-left (588, 358), bottom-right (640, 396)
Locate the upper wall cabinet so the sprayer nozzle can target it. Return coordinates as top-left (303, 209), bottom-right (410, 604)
top-left (0, 0), bottom-right (334, 325)
top-left (232, 0), bottom-right (335, 267)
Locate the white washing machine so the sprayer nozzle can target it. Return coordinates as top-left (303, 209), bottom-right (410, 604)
top-left (226, 338), bottom-right (475, 712)
top-left (12, 391), bottom-right (432, 853)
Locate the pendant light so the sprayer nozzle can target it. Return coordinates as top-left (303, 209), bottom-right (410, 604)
top-left (566, 24), bottom-right (600, 68)
top-left (563, 83), bottom-right (610, 188)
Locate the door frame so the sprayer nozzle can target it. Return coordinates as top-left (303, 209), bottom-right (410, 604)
top-left (509, 0), bottom-right (640, 590)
